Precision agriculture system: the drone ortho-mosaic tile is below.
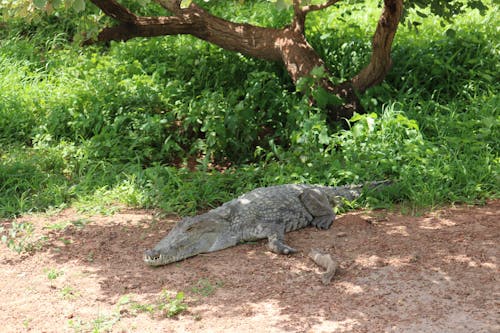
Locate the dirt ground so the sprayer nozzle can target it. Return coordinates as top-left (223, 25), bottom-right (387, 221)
top-left (1, 200), bottom-right (498, 333)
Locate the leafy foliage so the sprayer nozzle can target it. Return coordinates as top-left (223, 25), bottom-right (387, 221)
top-left (406, 0), bottom-right (489, 19)
top-left (0, 1), bottom-right (498, 218)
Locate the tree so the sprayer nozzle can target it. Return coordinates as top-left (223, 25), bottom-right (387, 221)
top-left (4, 0), bottom-right (490, 122)
top-left (85, 0), bottom-right (403, 122)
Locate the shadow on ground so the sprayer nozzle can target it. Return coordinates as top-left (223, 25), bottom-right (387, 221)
top-left (1, 201), bottom-right (498, 332)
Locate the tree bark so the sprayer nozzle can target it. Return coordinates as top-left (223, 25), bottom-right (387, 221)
top-left (352, 0), bottom-right (404, 93)
top-left (87, 0), bottom-right (403, 122)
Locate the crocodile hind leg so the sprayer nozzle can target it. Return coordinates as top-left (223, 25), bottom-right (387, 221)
top-left (300, 188), bottom-right (336, 230)
top-left (268, 234), bottom-right (298, 254)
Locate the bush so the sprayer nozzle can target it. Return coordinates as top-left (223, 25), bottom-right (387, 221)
top-left (0, 1), bottom-right (497, 217)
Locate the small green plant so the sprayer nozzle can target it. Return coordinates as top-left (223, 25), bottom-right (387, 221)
top-left (86, 251), bottom-right (95, 262)
top-left (67, 318), bottom-right (84, 332)
top-left (89, 314), bottom-right (120, 333)
top-left (130, 302), bottom-right (156, 315)
top-left (68, 313), bottom-right (120, 333)
top-left (0, 221), bottom-right (47, 253)
top-left (44, 222), bottom-right (69, 231)
top-left (70, 218), bottom-right (90, 228)
top-left (119, 294), bottom-right (155, 315)
top-left (160, 291), bottom-right (188, 318)
top-left (121, 290), bottom-right (188, 318)
top-left (22, 318), bottom-right (32, 329)
top-left (46, 269), bottom-right (62, 280)
top-left (60, 286), bottom-right (79, 300)
top-left (191, 278), bottom-right (224, 297)
top-left (59, 237), bottom-right (72, 245)
top-left (44, 218), bottom-right (90, 231)
top-left (44, 268), bottom-right (63, 287)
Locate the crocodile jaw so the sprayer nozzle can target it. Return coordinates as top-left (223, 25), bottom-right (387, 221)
top-left (143, 214), bottom-right (233, 266)
top-left (143, 249), bottom-right (190, 266)
top-left (143, 234), bottom-right (215, 266)
top-left (143, 232), bottom-right (238, 266)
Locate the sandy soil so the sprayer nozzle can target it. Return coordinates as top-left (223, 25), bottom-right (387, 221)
top-left (1, 201), bottom-right (498, 332)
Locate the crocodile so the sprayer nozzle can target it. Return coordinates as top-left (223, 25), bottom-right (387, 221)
top-left (144, 182), bottom-right (388, 266)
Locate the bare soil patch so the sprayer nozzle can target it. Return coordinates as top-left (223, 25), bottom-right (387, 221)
top-left (1, 201), bottom-right (498, 332)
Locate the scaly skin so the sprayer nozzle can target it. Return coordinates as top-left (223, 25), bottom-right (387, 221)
top-left (144, 181), bottom-right (389, 266)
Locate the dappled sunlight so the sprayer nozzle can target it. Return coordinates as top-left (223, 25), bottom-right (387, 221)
top-left (354, 254), bottom-right (387, 268)
top-left (445, 254), bottom-right (497, 270)
top-left (480, 262), bottom-right (497, 270)
top-left (308, 317), bottom-right (362, 332)
top-left (238, 198), bottom-right (252, 205)
top-left (420, 216), bottom-right (458, 230)
top-left (385, 254), bottom-right (419, 267)
top-left (335, 281), bottom-right (364, 295)
top-left (386, 225), bottom-right (410, 236)
top-left (427, 267), bottom-right (452, 284)
top-left (286, 259), bottom-right (315, 274)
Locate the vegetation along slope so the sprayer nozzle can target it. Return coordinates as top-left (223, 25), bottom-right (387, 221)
top-left (0, 0), bottom-right (498, 218)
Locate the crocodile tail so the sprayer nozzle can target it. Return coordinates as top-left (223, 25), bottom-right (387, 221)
top-left (324, 180), bottom-right (392, 203)
top-left (365, 180), bottom-right (393, 188)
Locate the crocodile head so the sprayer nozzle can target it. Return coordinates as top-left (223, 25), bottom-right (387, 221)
top-left (143, 211), bottom-right (234, 266)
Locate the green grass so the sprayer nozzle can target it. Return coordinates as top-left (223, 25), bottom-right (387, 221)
top-left (0, 0), bottom-right (498, 218)
top-left (118, 290), bottom-right (188, 318)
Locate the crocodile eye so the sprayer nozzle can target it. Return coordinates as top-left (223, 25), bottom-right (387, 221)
top-left (186, 222), bottom-right (203, 232)
top-left (186, 224), bottom-right (199, 232)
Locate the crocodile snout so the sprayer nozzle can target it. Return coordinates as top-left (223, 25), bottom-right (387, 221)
top-left (144, 249), bottom-right (160, 261)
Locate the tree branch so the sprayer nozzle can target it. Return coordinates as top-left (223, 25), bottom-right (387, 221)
top-left (89, 0), bottom-right (137, 23)
top-left (291, 0), bottom-right (305, 33)
top-left (351, 0), bottom-right (403, 92)
top-left (86, 0), bottom-right (283, 62)
top-left (292, 0), bottom-right (302, 14)
top-left (292, 0), bottom-right (341, 35)
top-left (302, 0), bottom-right (341, 14)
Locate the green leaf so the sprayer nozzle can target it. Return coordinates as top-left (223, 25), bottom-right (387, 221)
top-left (350, 113), bottom-right (365, 123)
top-left (296, 76), bottom-right (312, 93)
top-left (176, 291), bottom-right (185, 300)
top-left (312, 87), bottom-right (343, 108)
top-left (276, 0), bottom-right (291, 10)
top-left (416, 10), bottom-right (428, 18)
top-left (33, 0), bottom-right (47, 9)
top-left (318, 130), bottom-right (330, 145)
top-left (312, 87), bottom-right (330, 108)
top-left (73, 0), bottom-right (85, 12)
top-left (445, 28), bottom-right (456, 38)
top-left (310, 66), bottom-right (326, 79)
top-left (180, 0), bottom-right (192, 8)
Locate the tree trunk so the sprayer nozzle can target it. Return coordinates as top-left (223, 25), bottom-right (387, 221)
top-left (87, 0), bottom-right (403, 122)
top-left (352, 0), bottom-right (404, 93)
